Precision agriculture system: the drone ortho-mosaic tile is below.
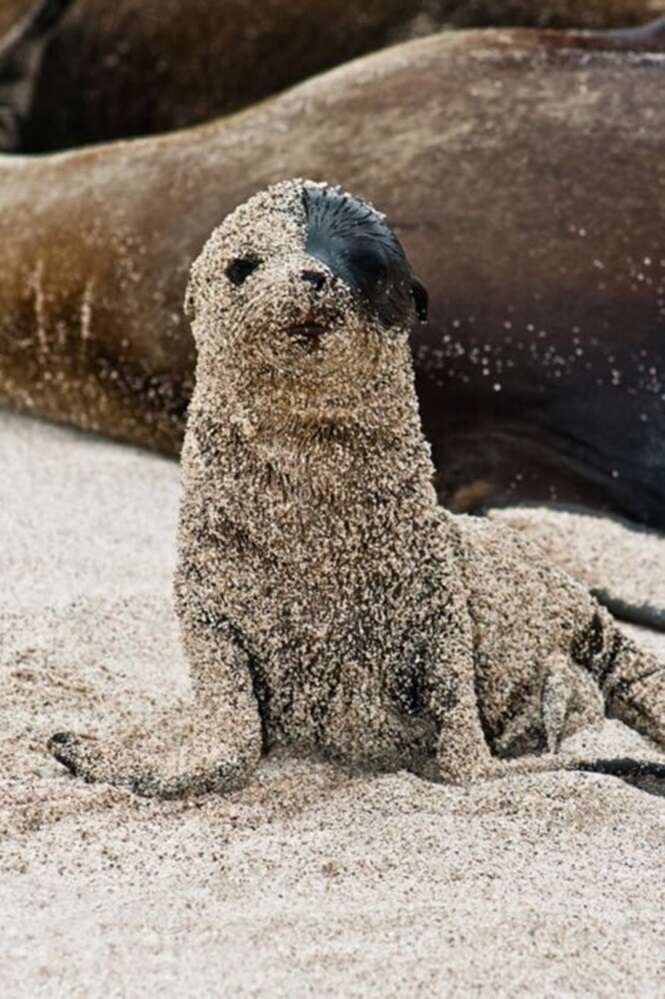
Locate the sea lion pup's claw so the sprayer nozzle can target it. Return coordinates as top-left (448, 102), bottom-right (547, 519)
top-left (0, 0), bottom-right (74, 151)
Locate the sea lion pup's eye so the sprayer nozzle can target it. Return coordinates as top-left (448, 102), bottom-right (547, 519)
top-left (225, 257), bottom-right (260, 286)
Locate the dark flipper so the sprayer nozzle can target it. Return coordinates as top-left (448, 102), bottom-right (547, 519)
top-left (47, 725), bottom-right (262, 800)
top-left (598, 15), bottom-right (665, 50)
top-left (0, 0), bottom-right (74, 152)
top-left (590, 590), bottom-right (665, 633)
top-left (578, 756), bottom-right (665, 778)
top-left (577, 756), bottom-right (665, 797)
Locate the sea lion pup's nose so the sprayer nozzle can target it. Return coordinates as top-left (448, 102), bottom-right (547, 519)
top-left (301, 269), bottom-right (326, 292)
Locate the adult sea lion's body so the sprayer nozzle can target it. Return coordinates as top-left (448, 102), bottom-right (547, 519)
top-left (48, 181), bottom-right (665, 798)
top-left (2, 29), bottom-right (665, 529)
top-left (2, 0), bottom-right (664, 151)
top-left (0, 0), bottom-right (72, 150)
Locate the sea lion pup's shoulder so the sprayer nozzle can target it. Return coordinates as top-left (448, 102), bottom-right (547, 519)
top-left (49, 179), bottom-right (665, 797)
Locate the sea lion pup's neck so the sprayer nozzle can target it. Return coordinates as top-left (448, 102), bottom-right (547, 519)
top-left (188, 339), bottom-right (437, 513)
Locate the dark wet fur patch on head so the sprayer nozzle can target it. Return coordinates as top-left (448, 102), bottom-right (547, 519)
top-left (302, 185), bottom-right (427, 330)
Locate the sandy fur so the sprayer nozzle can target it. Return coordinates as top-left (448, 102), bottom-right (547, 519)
top-left (47, 180), bottom-right (665, 798)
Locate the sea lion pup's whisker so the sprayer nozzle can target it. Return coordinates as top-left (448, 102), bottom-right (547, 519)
top-left (47, 179), bottom-right (665, 798)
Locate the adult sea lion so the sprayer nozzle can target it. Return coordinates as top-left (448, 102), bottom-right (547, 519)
top-left (2, 28), bottom-right (664, 531)
top-left (0, 0), bottom-right (72, 150)
top-left (444, 0), bottom-right (665, 28)
top-left (48, 181), bottom-right (665, 798)
top-left (2, 0), bottom-right (664, 151)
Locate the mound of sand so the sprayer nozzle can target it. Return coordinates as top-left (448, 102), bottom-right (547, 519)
top-left (1, 410), bottom-right (664, 997)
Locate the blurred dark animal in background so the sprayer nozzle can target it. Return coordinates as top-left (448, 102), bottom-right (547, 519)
top-left (0, 0), bottom-right (663, 151)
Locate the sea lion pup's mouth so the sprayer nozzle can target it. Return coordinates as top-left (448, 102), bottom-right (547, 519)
top-left (288, 321), bottom-right (326, 338)
top-left (286, 304), bottom-right (342, 344)
top-left (287, 313), bottom-right (339, 342)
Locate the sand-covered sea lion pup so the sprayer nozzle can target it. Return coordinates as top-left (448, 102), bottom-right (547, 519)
top-left (49, 181), bottom-right (665, 798)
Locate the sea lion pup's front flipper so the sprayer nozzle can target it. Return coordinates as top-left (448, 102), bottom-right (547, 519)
top-left (0, 0), bottom-right (73, 151)
top-left (484, 505), bottom-right (665, 631)
top-left (47, 617), bottom-right (263, 798)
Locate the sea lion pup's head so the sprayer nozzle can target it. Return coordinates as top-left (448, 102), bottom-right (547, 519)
top-left (185, 179), bottom-right (427, 428)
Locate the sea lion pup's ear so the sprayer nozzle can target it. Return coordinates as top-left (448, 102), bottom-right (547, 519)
top-left (411, 276), bottom-right (428, 323)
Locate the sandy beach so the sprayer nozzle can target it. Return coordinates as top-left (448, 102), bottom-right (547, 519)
top-left (2, 408), bottom-right (664, 997)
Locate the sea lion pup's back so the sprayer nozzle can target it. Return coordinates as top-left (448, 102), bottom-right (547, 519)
top-left (49, 179), bottom-right (665, 796)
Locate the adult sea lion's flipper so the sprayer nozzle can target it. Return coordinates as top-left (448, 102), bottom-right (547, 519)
top-left (485, 504), bottom-right (665, 631)
top-left (0, 0), bottom-right (74, 152)
top-left (597, 14), bottom-right (665, 49)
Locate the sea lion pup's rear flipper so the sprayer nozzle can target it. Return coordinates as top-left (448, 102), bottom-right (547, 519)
top-left (432, 700), bottom-right (665, 790)
top-left (484, 504), bottom-right (665, 631)
top-left (429, 672), bottom-right (665, 789)
top-left (431, 639), bottom-right (665, 789)
top-left (47, 621), bottom-right (263, 798)
top-left (0, 0), bottom-right (73, 152)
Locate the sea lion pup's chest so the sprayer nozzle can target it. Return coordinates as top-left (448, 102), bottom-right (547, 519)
top-left (180, 430), bottom-right (472, 767)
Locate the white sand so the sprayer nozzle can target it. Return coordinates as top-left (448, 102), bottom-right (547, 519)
top-left (488, 505), bottom-right (665, 621)
top-left (1, 409), bottom-right (664, 998)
